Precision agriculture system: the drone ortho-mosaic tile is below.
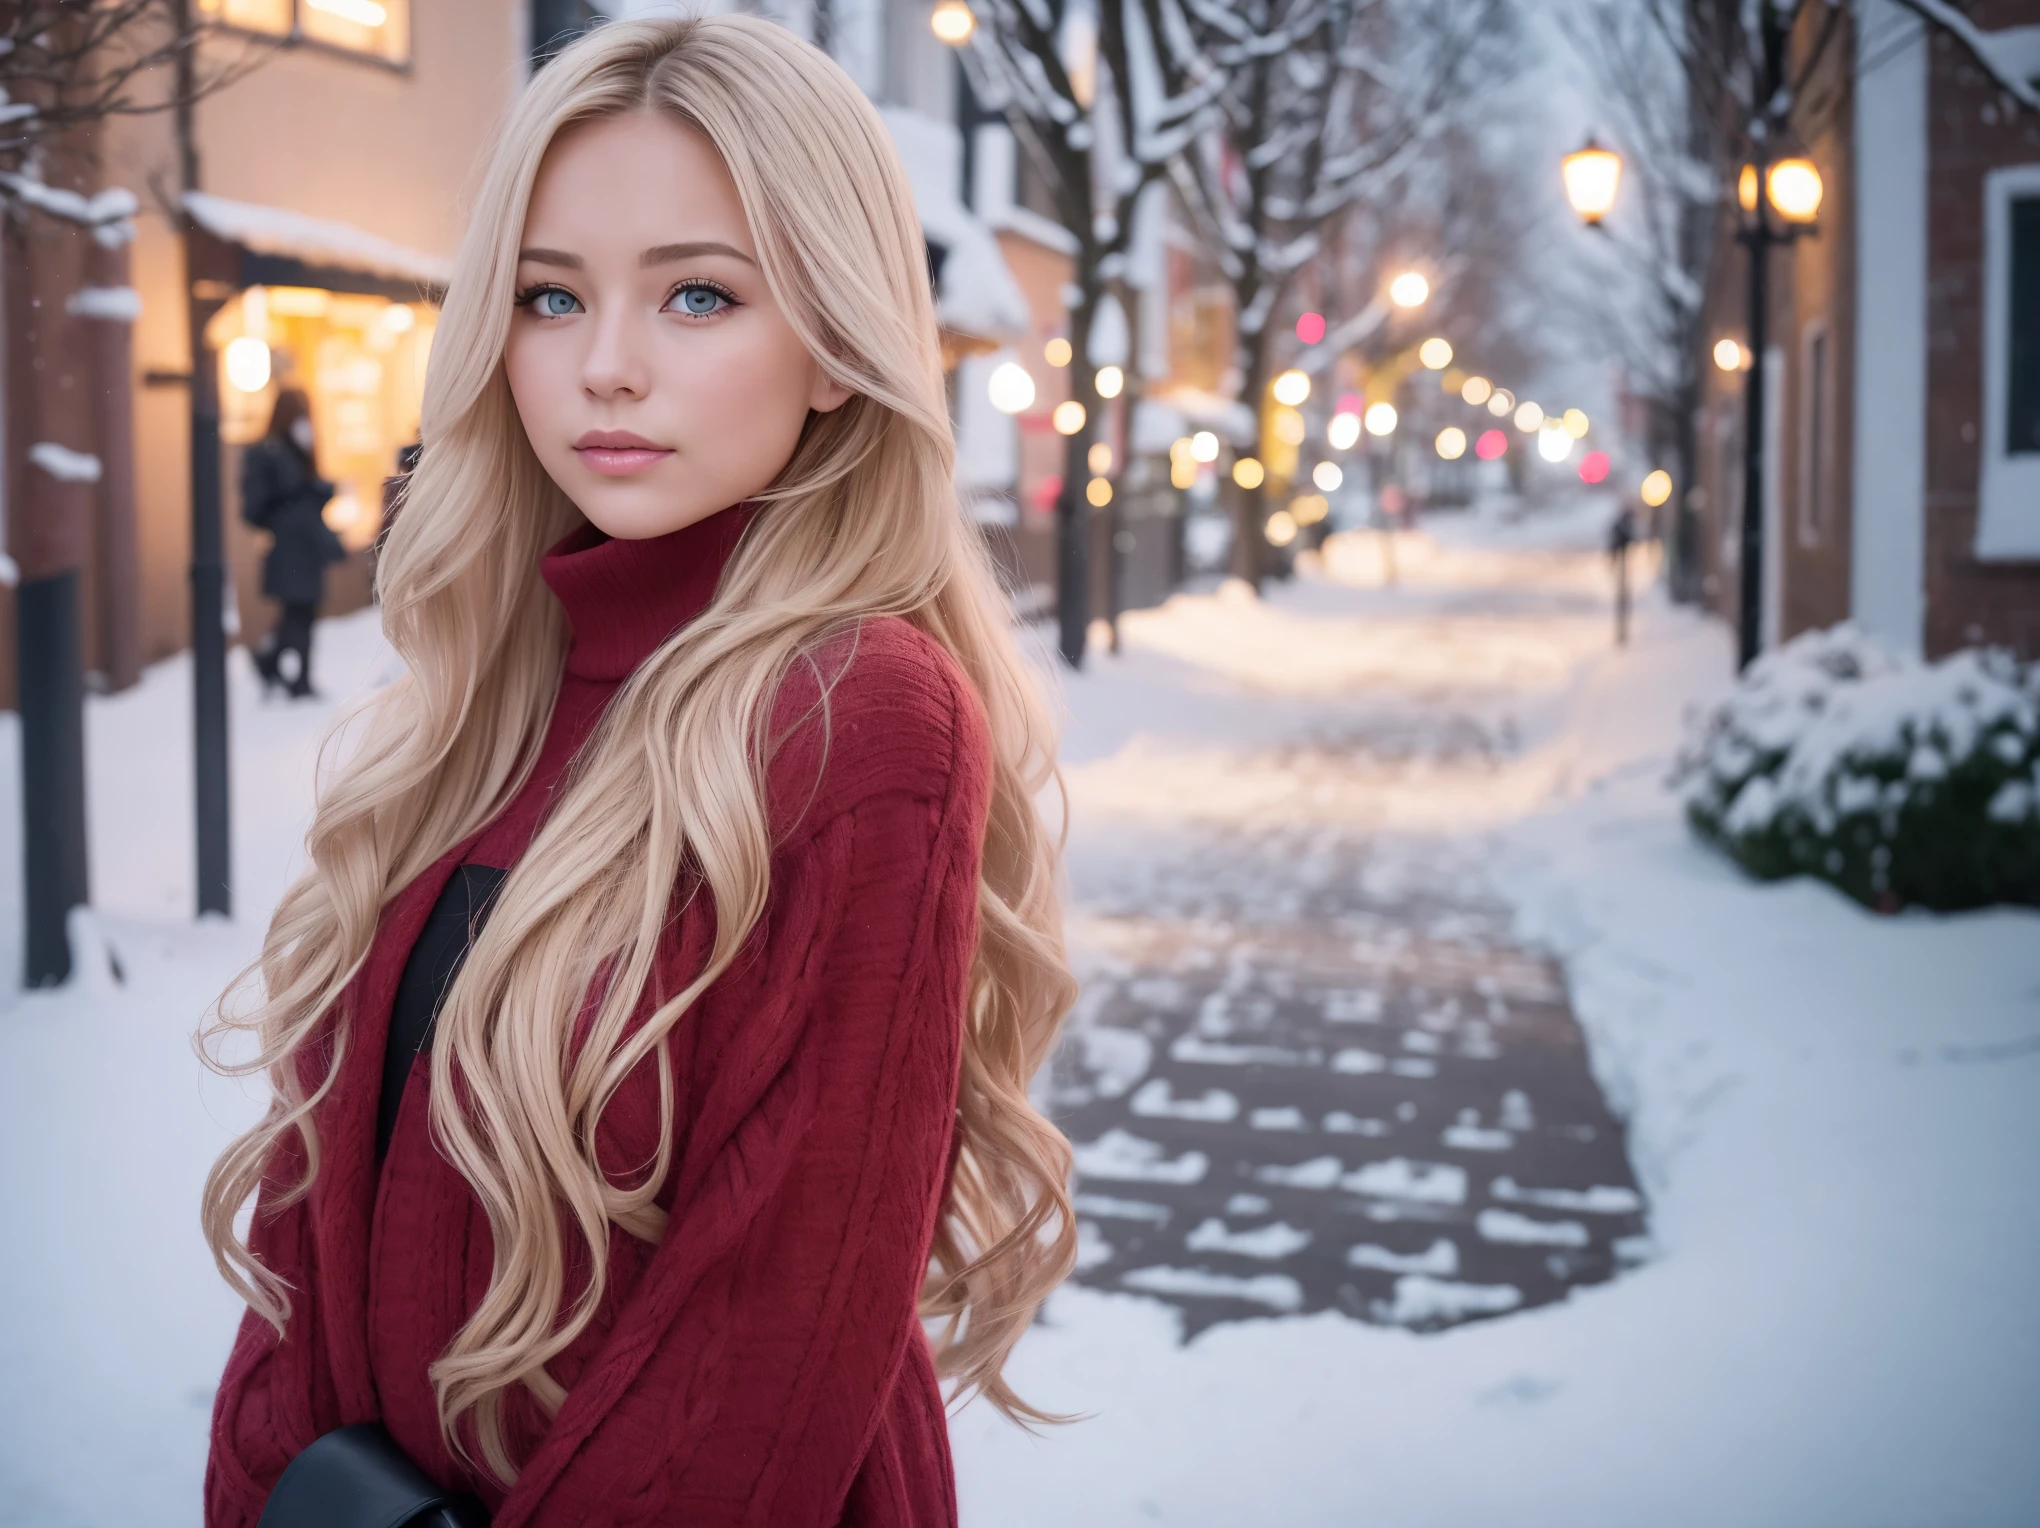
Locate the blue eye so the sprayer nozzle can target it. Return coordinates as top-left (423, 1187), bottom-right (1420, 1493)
top-left (669, 283), bottom-right (732, 317)
top-left (538, 288), bottom-right (580, 317)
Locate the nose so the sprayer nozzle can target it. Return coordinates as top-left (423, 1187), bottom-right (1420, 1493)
top-left (579, 299), bottom-right (650, 402)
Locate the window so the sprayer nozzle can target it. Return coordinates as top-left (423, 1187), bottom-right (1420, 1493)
top-left (1978, 166), bottom-right (2040, 558)
top-left (2007, 196), bottom-right (2040, 455)
top-left (199, 0), bottom-right (410, 65)
top-left (1799, 321), bottom-right (1830, 545)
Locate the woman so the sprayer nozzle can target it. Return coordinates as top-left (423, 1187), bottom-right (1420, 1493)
top-left (240, 388), bottom-right (347, 699)
top-left (199, 17), bottom-right (1077, 1527)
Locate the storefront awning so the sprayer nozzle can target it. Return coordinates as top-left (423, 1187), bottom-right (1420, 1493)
top-left (182, 191), bottom-right (451, 303)
top-left (879, 107), bottom-right (1032, 352)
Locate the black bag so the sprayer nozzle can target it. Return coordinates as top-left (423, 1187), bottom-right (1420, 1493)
top-left (256, 1424), bottom-right (490, 1528)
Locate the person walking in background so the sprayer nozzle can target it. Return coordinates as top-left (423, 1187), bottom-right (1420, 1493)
top-left (241, 388), bottom-right (346, 699)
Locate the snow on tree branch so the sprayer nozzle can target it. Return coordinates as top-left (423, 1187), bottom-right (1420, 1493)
top-left (1893, 0), bottom-right (2040, 112)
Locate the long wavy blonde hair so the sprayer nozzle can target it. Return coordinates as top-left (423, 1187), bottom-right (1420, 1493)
top-left (200, 14), bottom-right (1077, 1485)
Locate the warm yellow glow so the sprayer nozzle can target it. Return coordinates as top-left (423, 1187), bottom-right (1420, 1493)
top-left (308, 0), bottom-right (386, 24)
top-left (1441, 366), bottom-right (1467, 394)
top-left (1461, 375), bottom-right (1493, 406)
top-left (224, 335), bottom-right (272, 394)
top-left (1738, 163), bottom-right (1760, 214)
top-left (1171, 457), bottom-right (1198, 490)
top-left (1389, 271), bottom-right (1429, 309)
top-left (1436, 426), bottom-right (1467, 460)
top-left (1273, 406), bottom-right (1306, 446)
top-left (1327, 412), bottom-right (1362, 451)
top-left (1170, 436), bottom-right (1194, 462)
top-left (1272, 368), bottom-right (1312, 406)
top-left (1053, 400), bottom-right (1086, 435)
top-left (1766, 157), bottom-right (1823, 224)
top-left (1291, 494), bottom-right (1329, 526)
top-left (1537, 423), bottom-right (1574, 463)
top-left (1488, 388), bottom-right (1514, 417)
top-left (1086, 476), bottom-right (1113, 507)
top-left (1562, 407), bottom-right (1590, 438)
top-left (1562, 139), bottom-right (1623, 224)
top-left (380, 303), bottom-right (416, 335)
top-left (266, 285), bottom-right (330, 318)
top-left (1191, 430), bottom-right (1221, 463)
top-left (987, 360), bottom-right (1036, 414)
top-left (1312, 461), bottom-right (1343, 492)
top-left (1088, 442), bottom-right (1113, 474)
top-left (1264, 509), bottom-right (1299, 547)
top-left (1096, 364), bottom-right (1124, 399)
top-left (1640, 469), bottom-right (1674, 507)
top-left (1514, 400), bottom-right (1544, 432)
top-left (1044, 336), bottom-right (1072, 367)
top-left (1418, 337), bottom-right (1454, 370)
top-left (1233, 456), bottom-right (1266, 490)
top-left (1364, 402), bottom-right (1398, 437)
top-left (930, 0), bottom-right (976, 44)
top-left (1714, 338), bottom-right (1746, 373)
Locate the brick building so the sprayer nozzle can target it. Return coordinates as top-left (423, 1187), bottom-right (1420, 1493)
top-left (1692, 0), bottom-right (2040, 660)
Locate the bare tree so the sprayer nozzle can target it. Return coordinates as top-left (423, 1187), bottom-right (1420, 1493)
top-left (1168, 0), bottom-right (1515, 585)
top-left (2, 2), bottom-right (271, 986)
top-left (963, 0), bottom-right (1221, 666)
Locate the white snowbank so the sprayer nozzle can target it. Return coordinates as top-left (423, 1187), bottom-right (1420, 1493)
top-left (183, 191), bottom-right (451, 289)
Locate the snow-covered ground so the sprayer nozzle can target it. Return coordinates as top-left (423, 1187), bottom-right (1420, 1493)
top-left (3, 519), bottom-right (2036, 1526)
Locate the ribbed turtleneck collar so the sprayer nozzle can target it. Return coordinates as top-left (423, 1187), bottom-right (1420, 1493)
top-left (540, 502), bottom-right (757, 682)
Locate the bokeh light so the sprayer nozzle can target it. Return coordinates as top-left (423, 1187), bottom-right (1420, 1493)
top-left (1418, 337), bottom-right (1454, 370)
top-left (1435, 426), bottom-right (1467, 460)
top-left (1273, 407), bottom-right (1307, 446)
top-left (1389, 271), bottom-right (1430, 308)
top-left (1578, 449), bottom-right (1611, 484)
top-left (986, 360), bottom-right (1035, 414)
top-left (1233, 456), bottom-right (1266, 489)
top-left (1714, 338), bottom-right (1745, 372)
top-left (1291, 494), bottom-right (1329, 525)
top-left (1295, 312), bottom-right (1327, 345)
top-left (1052, 400), bottom-right (1086, 435)
top-left (1086, 476), bottom-right (1113, 506)
top-left (1562, 408), bottom-right (1590, 438)
top-left (1264, 508), bottom-right (1299, 546)
top-left (1191, 430), bottom-right (1220, 463)
top-left (1088, 441), bottom-right (1113, 474)
top-left (1044, 336), bottom-right (1072, 367)
top-left (1364, 402), bottom-right (1398, 437)
top-left (1312, 461), bottom-right (1343, 491)
top-left (1461, 375), bottom-right (1493, 406)
top-left (1537, 423), bottom-right (1574, 462)
top-left (1272, 369), bottom-right (1312, 406)
top-left (1514, 400), bottom-right (1544, 432)
top-left (1475, 428), bottom-right (1508, 460)
top-left (1327, 412), bottom-right (1362, 451)
top-left (1488, 388), bottom-right (1515, 416)
top-left (1641, 469), bottom-right (1674, 507)
top-left (1096, 365), bottom-right (1124, 399)
top-left (225, 336), bottom-right (272, 394)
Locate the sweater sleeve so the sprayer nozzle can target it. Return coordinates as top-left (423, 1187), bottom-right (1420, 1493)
top-left (515, 763), bottom-right (982, 1528)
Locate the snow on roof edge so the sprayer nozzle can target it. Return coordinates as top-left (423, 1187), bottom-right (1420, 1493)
top-left (183, 191), bottom-right (453, 291)
top-left (877, 106), bottom-right (1032, 345)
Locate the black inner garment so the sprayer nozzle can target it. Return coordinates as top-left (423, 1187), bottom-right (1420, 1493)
top-left (378, 864), bottom-right (508, 1158)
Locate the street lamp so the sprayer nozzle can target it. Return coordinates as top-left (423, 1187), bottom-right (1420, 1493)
top-left (1388, 271), bottom-right (1429, 309)
top-left (930, 0), bottom-right (975, 44)
top-left (1562, 138), bottom-right (1623, 224)
top-left (1729, 145), bottom-right (1824, 669)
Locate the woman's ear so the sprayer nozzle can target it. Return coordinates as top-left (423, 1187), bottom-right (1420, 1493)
top-left (808, 365), bottom-right (854, 415)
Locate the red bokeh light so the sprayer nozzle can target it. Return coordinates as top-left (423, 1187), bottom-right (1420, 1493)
top-left (1475, 428), bottom-right (1509, 461)
top-left (1578, 449), bottom-right (1611, 484)
top-left (1296, 312), bottom-right (1327, 345)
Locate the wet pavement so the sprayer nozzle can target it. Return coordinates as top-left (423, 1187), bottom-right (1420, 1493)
top-left (1049, 752), bottom-right (1651, 1338)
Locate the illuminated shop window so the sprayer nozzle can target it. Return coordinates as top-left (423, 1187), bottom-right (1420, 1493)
top-left (198, 0), bottom-right (410, 65)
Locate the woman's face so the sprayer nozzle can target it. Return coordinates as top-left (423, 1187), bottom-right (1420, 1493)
top-left (503, 111), bottom-right (851, 540)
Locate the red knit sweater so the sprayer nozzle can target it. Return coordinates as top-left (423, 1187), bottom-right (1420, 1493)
top-left (205, 505), bottom-right (986, 1527)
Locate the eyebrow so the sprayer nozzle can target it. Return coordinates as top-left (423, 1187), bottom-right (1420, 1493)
top-left (513, 241), bottom-right (758, 269)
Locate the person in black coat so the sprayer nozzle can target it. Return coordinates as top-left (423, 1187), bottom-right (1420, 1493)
top-left (242, 389), bottom-right (347, 699)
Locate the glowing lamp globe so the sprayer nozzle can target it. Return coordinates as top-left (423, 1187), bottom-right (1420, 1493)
top-left (1191, 430), bottom-right (1220, 463)
top-left (225, 336), bottom-right (272, 394)
top-left (1272, 369), bottom-right (1312, 406)
top-left (1562, 139), bottom-right (1622, 225)
top-left (1388, 271), bottom-right (1429, 309)
top-left (1640, 469), bottom-right (1674, 508)
top-left (1095, 365), bottom-right (1124, 399)
top-left (930, 0), bottom-right (976, 44)
top-left (986, 360), bottom-right (1035, 415)
top-left (1713, 338), bottom-right (1746, 373)
top-left (1765, 158), bottom-right (1823, 224)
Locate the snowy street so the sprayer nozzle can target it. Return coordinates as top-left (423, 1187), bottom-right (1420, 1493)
top-left (3, 516), bottom-right (2038, 1526)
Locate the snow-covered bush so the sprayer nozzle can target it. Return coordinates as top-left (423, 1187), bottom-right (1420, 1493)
top-left (1676, 625), bottom-right (2040, 911)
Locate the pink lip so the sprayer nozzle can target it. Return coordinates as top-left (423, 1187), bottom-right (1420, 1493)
top-left (573, 430), bottom-right (673, 477)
